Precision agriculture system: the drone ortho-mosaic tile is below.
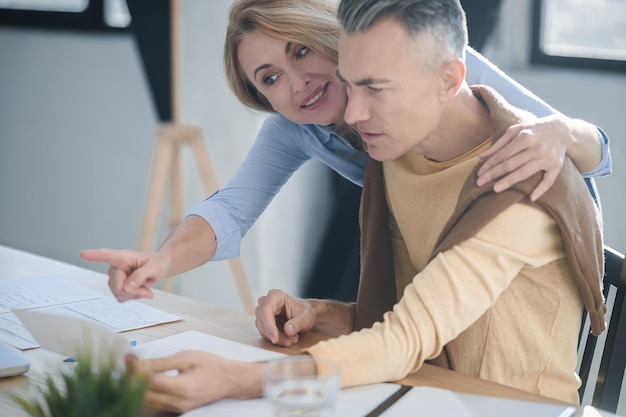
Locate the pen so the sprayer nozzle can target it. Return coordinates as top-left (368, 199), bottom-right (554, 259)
top-left (62, 340), bottom-right (137, 363)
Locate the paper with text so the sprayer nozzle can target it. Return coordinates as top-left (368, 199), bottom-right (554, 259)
top-left (41, 297), bottom-right (182, 332)
top-left (0, 275), bottom-right (103, 313)
top-left (0, 276), bottom-right (182, 350)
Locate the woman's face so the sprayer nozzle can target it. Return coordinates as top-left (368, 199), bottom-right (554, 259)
top-left (238, 30), bottom-right (347, 126)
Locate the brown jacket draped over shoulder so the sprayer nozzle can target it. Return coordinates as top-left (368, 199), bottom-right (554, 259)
top-left (353, 85), bottom-right (606, 344)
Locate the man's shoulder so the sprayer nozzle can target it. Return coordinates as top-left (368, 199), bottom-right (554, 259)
top-left (471, 85), bottom-right (537, 137)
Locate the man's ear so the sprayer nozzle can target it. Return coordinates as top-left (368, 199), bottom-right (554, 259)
top-left (439, 58), bottom-right (465, 100)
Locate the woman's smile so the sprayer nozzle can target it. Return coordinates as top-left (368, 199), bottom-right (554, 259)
top-left (301, 83), bottom-right (328, 109)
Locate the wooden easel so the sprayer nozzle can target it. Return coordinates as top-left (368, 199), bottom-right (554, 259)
top-left (136, 0), bottom-right (255, 315)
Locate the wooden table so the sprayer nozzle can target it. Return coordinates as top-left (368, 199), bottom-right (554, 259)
top-left (0, 245), bottom-right (591, 416)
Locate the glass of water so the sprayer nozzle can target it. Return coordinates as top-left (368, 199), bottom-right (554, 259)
top-left (263, 355), bottom-right (340, 417)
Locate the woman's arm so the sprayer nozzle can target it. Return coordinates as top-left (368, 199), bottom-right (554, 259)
top-left (185, 115), bottom-right (313, 261)
top-left (476, 114), bottom-right (603, 201)
top-left (465, 47), bottom-right (555, 117)
top-left (187, 116), bottom-right (368, 261)
top-left (465, 47), bottom-right (611, 197)
top-left (79, 215), bottom-right (218, 301)
top-left (81, 116), bottom-right (313, 300)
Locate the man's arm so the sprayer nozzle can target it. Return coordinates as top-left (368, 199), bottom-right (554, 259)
top-left (305, 204), bottom-right (566, 388)
top-left (308, 299), bottom-right (356, 337)
top-left (254, 290), bottom-right (355, 347)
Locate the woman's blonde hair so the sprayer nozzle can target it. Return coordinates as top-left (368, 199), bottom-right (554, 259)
top-left (224, 0), bottom-right (361, 149)
top-left (224, 0), bottom-right (341, 113)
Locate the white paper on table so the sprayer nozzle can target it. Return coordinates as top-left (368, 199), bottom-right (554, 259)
top-left (1, 296), bottom-right (182, 350)
top-left (455, 390), bottom-right (577, 417)
top-left (133, 330), bottom-right (286, 363)
top-left (379, 385), bottom-right (473, 416)
top-left (574, 405), bottom-right (622, 417)
top-left (0, 313), bottom-right (39, 349)
top-left (181, 383), bottom-right (402, 417)
top-left (13, 309), bottom-right (132, 369)
top-left (39, 297), bottom-right (182, 331)
top-left (380, 386), bottom-right (576, 417)
top-left (0, 275), bottom-right (103, 313)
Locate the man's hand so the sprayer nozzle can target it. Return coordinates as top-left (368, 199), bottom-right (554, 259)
top-left (477, 116), bottom-right (570, 201)
top-left (255, 289), bottom-right (317, 347)
top-left (80, 248), bottom-right (169, 302)
top-left (126, 351), bottom-right (262, 413)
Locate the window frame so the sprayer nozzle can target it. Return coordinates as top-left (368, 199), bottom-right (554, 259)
top-left (530, 0), bottom-right (626, 73)
top-left (0, 0), bottom-right (127, 32)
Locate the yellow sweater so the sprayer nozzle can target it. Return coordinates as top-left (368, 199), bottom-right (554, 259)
top-left (308, 145), bottom-right (583, 403)
top-left (306, 87), bottom-right (604, 404)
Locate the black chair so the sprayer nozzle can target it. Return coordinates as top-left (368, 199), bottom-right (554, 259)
top-left (578, 245), bottom-right (626, 412)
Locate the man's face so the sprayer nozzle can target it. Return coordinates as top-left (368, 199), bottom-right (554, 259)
top-left (338, 17), bottom-right (445, 161)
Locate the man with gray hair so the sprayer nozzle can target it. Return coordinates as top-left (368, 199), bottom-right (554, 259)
top-left (257, 0), bottom-right (605, 403)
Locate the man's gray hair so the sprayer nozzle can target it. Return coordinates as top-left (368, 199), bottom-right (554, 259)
top-left (337, 0), bottom-right (467, 72)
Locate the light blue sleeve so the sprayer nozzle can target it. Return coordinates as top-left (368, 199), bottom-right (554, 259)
top-left (185, 115), bottom-right (311, 260)
top-left (465, 47), bottom-right (611, 177)
top-left (581, 128), bottom-right (611, 178)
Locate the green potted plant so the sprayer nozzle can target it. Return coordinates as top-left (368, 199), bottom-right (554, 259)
top-left (13, 352), bottom-right (148, 417)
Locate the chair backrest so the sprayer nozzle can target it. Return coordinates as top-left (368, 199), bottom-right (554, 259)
top-left (578, 245), bottom-right (626, 412)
